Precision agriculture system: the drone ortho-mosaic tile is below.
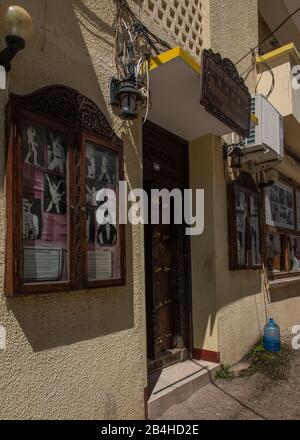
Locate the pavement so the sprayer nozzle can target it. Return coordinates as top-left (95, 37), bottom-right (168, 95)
top-left (158, 332), bottom-right (300, 420)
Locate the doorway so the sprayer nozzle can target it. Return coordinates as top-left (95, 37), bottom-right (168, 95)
top-left (143, 122), bottom-right (192, 372)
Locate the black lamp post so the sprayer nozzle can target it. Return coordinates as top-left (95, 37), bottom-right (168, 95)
top-left (0, 4), bottom-right (33, 71)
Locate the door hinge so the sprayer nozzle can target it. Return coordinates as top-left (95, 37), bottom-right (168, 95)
top-left (14, 258), bottom-right (18, 274)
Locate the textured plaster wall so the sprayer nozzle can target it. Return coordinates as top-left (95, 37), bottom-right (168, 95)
top-left (208, 0), bottom-right (300, 364)
top-left (0, 0), bottom-right (147, 420)
top-left (189, 135), bottom-right (219, 354)
top-left (208, 0), bottom-right (269, 364)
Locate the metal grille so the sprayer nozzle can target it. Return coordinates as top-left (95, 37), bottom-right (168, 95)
top-left (143, 0), bottom-right (203, 58)
top-left (242, 98), bottom-right (256, 147)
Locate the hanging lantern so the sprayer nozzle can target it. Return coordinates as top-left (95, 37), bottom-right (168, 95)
top-left (116, 79), bottom-right (139, 120)
top-left (110, 76), bottom-right (142, 121)
top-left (229, 147), bottom-right (243, 169)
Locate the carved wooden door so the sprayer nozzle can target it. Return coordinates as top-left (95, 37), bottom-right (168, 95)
top-left (143, 122), bottom-right (191, 364)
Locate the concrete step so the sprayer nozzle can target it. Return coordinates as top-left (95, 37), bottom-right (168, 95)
top-left (148, 359), bottom-right (219, 419)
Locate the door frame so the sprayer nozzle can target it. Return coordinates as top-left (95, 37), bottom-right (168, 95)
top-left (142, 121), bottom-right (193, 366)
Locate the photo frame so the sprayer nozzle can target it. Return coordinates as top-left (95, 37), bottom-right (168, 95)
top-left (44, 174), bottom-right (67, 215)
top-left (84, 135), bottom-right (124, 286)
top-left (22, 121), bottom-right (45, 168)
top-left (23, 197), bottom-right (42, 241)
top-left (46, 129), bottom-right (67, 175)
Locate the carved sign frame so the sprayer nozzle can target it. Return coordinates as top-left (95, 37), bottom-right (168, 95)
top-left (200, 49), bottom-right (251, 139)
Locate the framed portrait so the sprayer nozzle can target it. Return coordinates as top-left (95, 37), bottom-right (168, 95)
top-left (22, 121), bottom-right (45, 168)
top-left (22, 197), bottom-right (42, 241)
top-left (86, 179), bottom-right (106, 208)
top-left (46, 129), bottom-right (67, 175)
top-left (86, 142), bottom-right (117, 187)
top-left (44, 174), bottom-right (67, 215)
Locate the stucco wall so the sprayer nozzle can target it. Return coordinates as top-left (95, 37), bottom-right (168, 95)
top-left (0, 0), bottom-right (147, 420)
top-left (189, 135), bottom-right (219, 354)
top-left (190, 0), bottom-right (300, 363)
top-left (208, 0), bottom-right (300, 364)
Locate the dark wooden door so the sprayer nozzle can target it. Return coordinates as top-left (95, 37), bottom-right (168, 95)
top-left (143, 122), bottom-right (192, 364)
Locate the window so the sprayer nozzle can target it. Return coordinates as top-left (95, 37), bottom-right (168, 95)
top-left (228, 173), bottom-right (262, 270)
top-left (5, 86), bottom-right (125, 296)
top-left (264, 178), bottom-right (300, 279)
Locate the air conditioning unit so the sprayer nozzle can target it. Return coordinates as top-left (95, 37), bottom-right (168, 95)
top-left (240, 94), bottom-right (284, 172)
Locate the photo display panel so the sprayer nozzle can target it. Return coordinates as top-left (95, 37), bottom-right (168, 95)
top-left (85, 141), bottom-right (121, 281)
top-left (22, 119), bottom-right (69, 283)
top-left (265, 182), bottom-right (295, 230)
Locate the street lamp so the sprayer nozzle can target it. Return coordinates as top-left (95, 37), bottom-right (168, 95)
top-left (0, 4), bottom-right (33, 71)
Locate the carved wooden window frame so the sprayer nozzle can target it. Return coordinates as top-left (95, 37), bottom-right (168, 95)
top-left (227, 173), bottom-right (263, 270)
top-left (263, 174), bottom-right (300, 281)
top-left (5, 85), bottom-right (126, 296)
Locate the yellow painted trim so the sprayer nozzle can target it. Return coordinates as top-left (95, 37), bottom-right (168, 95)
top-left (251, 113), bottom-right (259, 126)
top-left (256, 42), bottom-right (300, 64)
top-left (149, 47), bottom-right (201, 74)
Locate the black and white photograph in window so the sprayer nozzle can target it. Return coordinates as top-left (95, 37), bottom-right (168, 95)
top-left (97, 211), bottom-right (117, 246)
top-left (86, 143), bottom-right (117, 186)
top-left (44, 174), bottom-right (67, 215)
top-left (23, 122), bottom-right (45, 167)
top-left (236, 191), bottom-right (246, 266)
top-left (86, 179), bottom-right (105, 207)
top-left (86, 144), bottom-right (96, 179)
top-left (271, 203), bottom-right (279, 223)
top-left (23, 197), bottom-right (42, 240)
top-left (46, 130), bottom-right (67, 175)
top-left (270, 185), bottom-right (279, 204)
top-left (265, 182), bottom-right (295, 230)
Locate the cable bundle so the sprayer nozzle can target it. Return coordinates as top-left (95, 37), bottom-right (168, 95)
top-left (114, 0), bottom-right (171, 123)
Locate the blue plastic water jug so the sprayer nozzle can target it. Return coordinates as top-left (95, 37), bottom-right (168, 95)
top-left (263, 318), bottom-right (281, 352)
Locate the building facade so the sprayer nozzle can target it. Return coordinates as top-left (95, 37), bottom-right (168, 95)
top-left (0, 0), bottom-right (299, 420)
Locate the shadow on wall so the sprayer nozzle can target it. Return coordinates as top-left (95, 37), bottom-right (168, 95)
top-left (269, 285), bottom-right (300, 303)
top-left (1, 1), bottom-right (137, 352)
top-left (6, 223), bottom-right (134, 352)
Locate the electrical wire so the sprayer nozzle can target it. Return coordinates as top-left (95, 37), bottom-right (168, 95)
top-left (41, 0), bottom-right (48, 52)
top-left (255, 53), bottom-right (275, 99)
top-left (114, 0), bottom-right (171, 124)
top-left (235, 6), bottom-right (300, 66)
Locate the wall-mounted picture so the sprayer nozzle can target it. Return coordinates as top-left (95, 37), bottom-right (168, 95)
top-left (23, 122), bottom-right (45, 167)
top-left (23, 197), bottom-right (42, 240)
top-left (98, 152), bottom-right (116, 185)
top-left (86, 144), bottom-right (96, 179)
top-left (271, 203), bottom-right (279, 223)
top-left (46, 130), bottom-right (67, 175)
top-left (270, 185), bottom-right (279, 204)
top-left (287, 209), bottom-right (294, 226)
top-left (279, 187), bottom-right (286, 205)
top-left (44, 174), bottom-right (66, 214)
top-left (279, 206), bottom-right (287, 223)
top-left (86, 142), bottom-right (117, 186)
top-left (96, 211), bottom-right (117, 246)
top-left (86, 179), bottom-right (106, 207)
top-left (265, 182), bottom-right (295, 230)
top-left (286, 191), bottom-right (293, 209)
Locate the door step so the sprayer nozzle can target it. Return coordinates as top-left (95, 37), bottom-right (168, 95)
top-left (147, 348), bottom-right (188, 374)
top-left (148, 359), bottom-right (219, 419)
